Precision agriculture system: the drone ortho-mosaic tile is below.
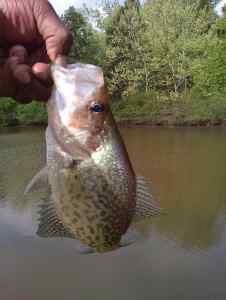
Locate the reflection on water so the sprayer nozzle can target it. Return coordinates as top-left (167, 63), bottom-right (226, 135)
top-left (125, 127), bottom-right (226, 252)
top-left (1, 126), bottom-right (226, 299)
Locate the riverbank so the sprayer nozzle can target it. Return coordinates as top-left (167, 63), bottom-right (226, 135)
top-left (113, 93), bottom-right (226, 127)
top-left (2, 115), bottom-right (226, 130)
top-left (117, 118), bottom-right (225, 127)
top-left (1, 92), bottom-right (226, 129)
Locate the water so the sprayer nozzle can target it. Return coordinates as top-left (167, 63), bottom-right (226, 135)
top-left (1, 126), bottom-right (226, 300)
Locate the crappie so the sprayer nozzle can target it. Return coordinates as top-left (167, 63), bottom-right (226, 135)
top-left (27, 63), bottom-right (161, 253)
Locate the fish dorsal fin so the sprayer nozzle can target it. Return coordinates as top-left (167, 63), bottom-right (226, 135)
top-left (37, 195), bottom-right (75, 239)
top-left (24, 167), bottom-right (48, 194)
top-left (134, 176), bottom-right (162, 221)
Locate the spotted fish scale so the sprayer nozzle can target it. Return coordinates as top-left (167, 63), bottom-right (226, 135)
top-left (47, 126), bottom-right (132, 251)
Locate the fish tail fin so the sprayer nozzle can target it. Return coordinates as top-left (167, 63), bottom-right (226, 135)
top-left (134, 176), bottom-right (163, 221)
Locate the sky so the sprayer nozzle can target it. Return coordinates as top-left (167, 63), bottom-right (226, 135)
top-left (49, 0), bottom-right (226, 16)
top-left (216, 0), bottom-right (226, 16)
top-left (49, 0), bottom-right (125, 15)
top-left (49, 0), bottom-right (96, 15)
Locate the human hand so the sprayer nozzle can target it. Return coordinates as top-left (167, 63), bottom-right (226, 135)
top-left (0, 0), bottom-right (72, 103)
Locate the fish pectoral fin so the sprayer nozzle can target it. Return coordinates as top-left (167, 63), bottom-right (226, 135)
top-left (24, 167), bottom-right (49, 194)
top-left (134, 176), bottom-right (162, 221)
top-left (37, 195), bottom-right (75, 239)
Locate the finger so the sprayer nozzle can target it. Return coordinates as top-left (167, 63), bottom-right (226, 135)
top-left (29, 45), bottom-right (51, 82)
top-left (11, 62), bottom-right (51, 100)
top-left (32, 62), bottom-right (52, 83)
top-left (33, 0), bottom-right (72, 63)
top-left (32, 59), bottom-right (67, 83)
top-left (7, 56), bottom-right (32, 84)
top-left (9, 45), bottom-right (28, 63)
top-left (7, 48), bottom-right (32, 84)
top-left (15, 78), bottom-right (51, 103)
top-left (5, 56), bottom-right (20, 69)
top-left (27, 45), bottom-right (52, 85)
top-left (55, 55), bottom-right (67, 66)
top-left (28, 45), bottom-right (49, 65)
top-left (13, 64), bottom-right (32, 84)
top-left (0, 56), bottom-right (30, 98)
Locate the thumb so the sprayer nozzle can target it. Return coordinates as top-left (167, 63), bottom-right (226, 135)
top-left (33, 0), bottom-right (72, 63)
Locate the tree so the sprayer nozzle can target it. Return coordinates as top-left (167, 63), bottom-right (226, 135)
top-left (192, 7), bottom-right (226, 95)
top-left (142, 0), bottom-right (216, 96)
top-left (197, 0), bottom-right (219, 9)
top-left (101, 0), bottom-right (217, 98)
top-left (103, 0), bottom-right (149, 97)
top-left (62, 7), bottom-right (104, 65)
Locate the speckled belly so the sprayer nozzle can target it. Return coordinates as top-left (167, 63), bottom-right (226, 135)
top-left (53, 165), bottom-right (127, 251)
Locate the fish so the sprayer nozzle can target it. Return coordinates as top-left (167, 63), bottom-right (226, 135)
top-left (26, 63), bottom-right (161, 254)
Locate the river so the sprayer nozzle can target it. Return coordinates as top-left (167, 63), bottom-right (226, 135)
top-left (0, 126), bottom-right (226, 300)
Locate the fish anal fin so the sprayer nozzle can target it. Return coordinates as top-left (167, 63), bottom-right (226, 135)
top-left (37, 195), bottom-right (74, 239)
top-left (134, 176), bottom-right (162, 221)
top-left (24, 167), bottom-right (48, 194)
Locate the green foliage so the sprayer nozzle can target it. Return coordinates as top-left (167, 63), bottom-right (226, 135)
top-left (15, 102), bottom-right (47, 125)
top-left (112, 91), bottom-right (226, 125)
top-left (0, 98), bottom-right (17, 127)
top-left (142, 0), bottom-right (216, 94)
top-left (102, 0), bottom-right (226, 124)
top-left (184, 92), bottom-right (226, 123)
top-left (112, 92), bottom-right (165, 120)
top-left (101, 0), bottom-right (218, 99)
top-left (1, 2), bottom-right (226, 127)
top-left (103, 0), bottom-right (148, 97)
top-left (191, 38), bottom-right (226, 95)
top-left (62, 7), bottom-right (105, 65)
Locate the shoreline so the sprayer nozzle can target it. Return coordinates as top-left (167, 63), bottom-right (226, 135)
top-left (116, 118), bottom-right (226, 128)
top-left (1, 118), bottom-right (226, 130)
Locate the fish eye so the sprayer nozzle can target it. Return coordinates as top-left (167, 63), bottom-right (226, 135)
top-left (90, 103), bottom-right (105, 113)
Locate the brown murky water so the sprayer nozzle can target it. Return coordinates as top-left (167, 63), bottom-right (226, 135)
top-left (1, 126), bottom-right (226, 300)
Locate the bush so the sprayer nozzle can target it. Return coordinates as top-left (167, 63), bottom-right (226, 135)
top-left (16, 101), bottom-right (47, 125)
top-left (0, 98), bottom-right (17, 127)
top-left (111, 90), bottom-right (226, 125)
top-left (184, 92), bottom-right (226, 124)
top-left (111, 91), bottom-right (167, 121)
